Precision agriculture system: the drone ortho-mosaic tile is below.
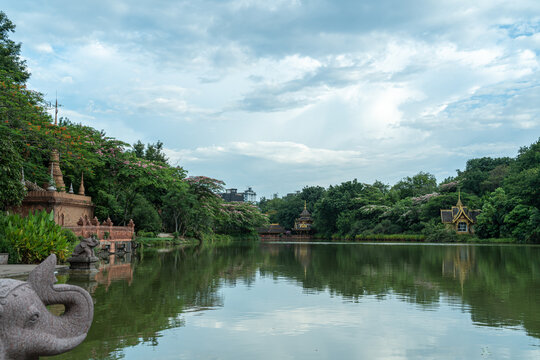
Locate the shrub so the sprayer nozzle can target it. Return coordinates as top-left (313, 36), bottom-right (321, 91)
top-left (137, 230), bottom-right (156, 238)
top-left (131, 195), bottom-right (162, 234)
top-left (0, 210), bottom-right (72, 263)
top-left (422, 223), bottom-right (458, 243)
top-left (0, 237), bottom-right (19, 264)
top-left (61, 228), bottom-right (79, 244)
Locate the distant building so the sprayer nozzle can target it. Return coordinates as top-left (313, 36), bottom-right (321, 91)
top-left (440, 192), bottom-right (481, 234)
top-left (220, 187), bottom-right (257, 203)
top-left (243, 187), bottom-right (256, 203)
top-left (293, 201), bottom-right (314, 236)
top-left (258, 223), bottom-right (286, 239)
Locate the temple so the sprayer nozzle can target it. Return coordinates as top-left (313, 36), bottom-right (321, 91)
top-left (293, 202), bottom-right (313, 237)
top-left (8, 123), bottom-right (135, 253)
top-left (440, 192), bottom-right (481, 234)
top-left (10, 150), bottom-right (93, 227)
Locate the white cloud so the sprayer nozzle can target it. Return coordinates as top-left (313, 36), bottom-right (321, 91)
top-left (5, 0), bottom-right (540, 196)
top-left (166, 141), bottom-right (366, 166)
top-left (35, 43), bottom-right (53, 53)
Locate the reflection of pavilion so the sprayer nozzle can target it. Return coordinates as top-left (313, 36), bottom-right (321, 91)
top-left (95, 255), bottom-right (134, 290)
top-left (294, 244), bottom-right (311, 278)
top-left (442, 246), bottom-right (476, 291)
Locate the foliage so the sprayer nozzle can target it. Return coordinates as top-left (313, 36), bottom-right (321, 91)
top-left (422, 222), bottom-right (458, 243)
top-left (353, 234), bottom-right (426, 241)
top-left (457, 157), bottom-right (513, 196)
top-left (130, 195), bottom-right (162, 234)
top-left (61, 228), bottom-right (79, 244)
top-left (390, 172), bottom-right (437, 200)
top-left (0, 210), bottom-right (72, 263)
top-left (215, 202), bottom-right (268, 234)
top-left (0, 11), bottom-right (29, 84)
top-left (0, 125), bottom-right (25, 209)
top-left (0, 237), bottom-right (18, 264)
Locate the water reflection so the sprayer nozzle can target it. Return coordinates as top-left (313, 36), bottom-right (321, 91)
top-left (50, 243), bottom-right (540, 359)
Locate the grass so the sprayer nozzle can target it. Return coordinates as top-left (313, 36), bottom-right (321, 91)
top-left (353, 234), bottom-right (426, 242)
top-left (134, 237), bottom-right (193, 247)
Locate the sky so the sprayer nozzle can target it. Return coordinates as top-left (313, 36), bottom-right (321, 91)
top-left (3, 0), bottom-right (540, 199)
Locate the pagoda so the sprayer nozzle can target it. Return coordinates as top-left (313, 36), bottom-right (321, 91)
top-left (293, 201), bottom-right (313, 236)
top-left (440, 191), bottom-right (481, 234)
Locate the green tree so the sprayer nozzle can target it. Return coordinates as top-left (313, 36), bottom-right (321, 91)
top-left (475, 188), bottom-right (515, 238)
top-left (0, 126), bottom-right (24, 208)
top-left (457, 157), bottom-right (513, 196)
top-left (0, 11), bottom-right (30, 83)
top-left (391, 172), bottom-right (437, 200)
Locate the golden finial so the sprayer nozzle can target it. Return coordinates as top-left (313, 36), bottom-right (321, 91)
top-left (304, 200), bottom-right (307, 211)
top-left (456, 189), bottom-right (463, 207)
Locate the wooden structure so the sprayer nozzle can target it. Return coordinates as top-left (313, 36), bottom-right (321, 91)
top-left (293, 201), bottom-right (313, 237)
top-left (258, 224), bottom-right (286, 240)
top-left (440, 192), bottom-right (481, 234)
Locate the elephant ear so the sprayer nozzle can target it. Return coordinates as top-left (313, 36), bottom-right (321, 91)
top-left (28, 254), bottom-right (58, 301)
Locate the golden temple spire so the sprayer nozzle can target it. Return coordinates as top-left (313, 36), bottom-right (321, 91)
top-left (456, 189), bottom-right (463, 207)
top-left (304, 200), bottom-right (307, 211)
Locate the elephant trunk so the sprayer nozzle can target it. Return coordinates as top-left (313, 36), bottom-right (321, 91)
top-left (27, 254), bottom-right (94, 339)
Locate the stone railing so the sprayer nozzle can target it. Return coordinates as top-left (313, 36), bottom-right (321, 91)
top-left (64, 216), bottom-right (135, 242)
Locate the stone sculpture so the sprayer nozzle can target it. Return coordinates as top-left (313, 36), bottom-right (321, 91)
top-left (68, 237), bottom-right (100, 270)
top-left (71, 237), bottom-right (100, 259)
top-left (0, 254), bottom-right (94, 359)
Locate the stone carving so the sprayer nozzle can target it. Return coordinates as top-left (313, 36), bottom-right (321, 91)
top-left (71, 237), bottom-right (100, 259)
top-left (0, 254), bottom-right (94, 359)
top-left (68, 237), bottom-right (100, 270)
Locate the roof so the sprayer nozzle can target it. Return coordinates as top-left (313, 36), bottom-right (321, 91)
top-left (300, 208), bottom-right (311, 217)
top-left (258, 224), bottom-right (285, 234)
top-left (441, 210), bottom-right (453, 223)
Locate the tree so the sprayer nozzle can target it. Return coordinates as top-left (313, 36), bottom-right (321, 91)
top-left (475, 188), bottom-right (515, 238)
top-left (0, 126), bottom-right (25, 209)
top-left (0, 11), bottom-right (30, 84)
top-left (504, 138), bottom-right (540, 209)
top-left (391, 172), bottom-right (437, 200)
top-left (162, 181), bottom-right (191, 234)
top-left (457, 156), bottom-right (513, 196)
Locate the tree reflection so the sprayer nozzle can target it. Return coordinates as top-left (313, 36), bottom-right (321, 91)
top-left (51, 243), bottom-right (540, 359)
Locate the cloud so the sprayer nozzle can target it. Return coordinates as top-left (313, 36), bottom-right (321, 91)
top-left (4, 0), bottom-right (540, 197)
top-left (35, 43), bottom-right (53, 53)
top-left (166, 141), bottom-right (366, 166)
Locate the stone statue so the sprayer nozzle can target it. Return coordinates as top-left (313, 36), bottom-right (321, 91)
top-left (68, 237), bottom-right (100, 270)
top-left (71, 237), bottom-right (100, 259)
top-left (0, 254), bottom-right (94, 359)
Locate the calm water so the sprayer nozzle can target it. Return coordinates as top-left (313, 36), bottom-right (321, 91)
top-left (50, 242), bottom-right (540, 359)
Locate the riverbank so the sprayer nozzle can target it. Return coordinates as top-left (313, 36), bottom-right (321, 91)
top-left (336, 234), bottom-right (518, 243)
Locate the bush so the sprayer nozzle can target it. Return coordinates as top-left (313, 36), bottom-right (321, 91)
top-left (0, 237), bottom-right (19, 264)
top-left (422, 223), bottom-right (458, 243)
top-left (0, 210), bottom-right (72, 263)
top-left (137, 230), bottom-right (156, 238)
top-left (61, 228), bottom-right (79, 244)
top-left (131, 195), bottom-right (162, 234)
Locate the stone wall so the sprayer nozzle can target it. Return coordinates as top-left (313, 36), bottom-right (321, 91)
top-left (63, 217), bottom-right (135, 253)
top-left (8, 191), bottom-right (94, 227)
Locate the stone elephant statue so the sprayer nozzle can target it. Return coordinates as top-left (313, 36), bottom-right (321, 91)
top-left (0, 254), bottom-right (94, 359)
top-left (72, 237), bottom-right (100, 258)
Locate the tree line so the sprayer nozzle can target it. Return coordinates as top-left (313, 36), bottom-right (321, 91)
top-left (259, 141), bottom-right (540, 242)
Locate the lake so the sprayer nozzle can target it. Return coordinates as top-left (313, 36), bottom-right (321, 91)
top-left (51, 242), bottom-right (540, 359)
